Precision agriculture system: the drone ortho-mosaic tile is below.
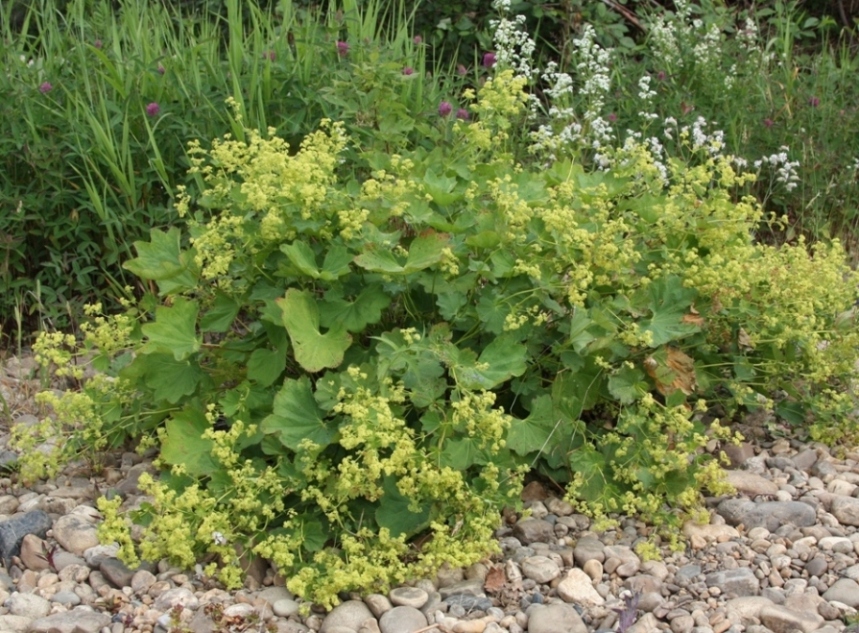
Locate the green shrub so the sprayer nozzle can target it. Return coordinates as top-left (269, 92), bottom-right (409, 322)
top-left (18, 62), bottom-right (859, 604)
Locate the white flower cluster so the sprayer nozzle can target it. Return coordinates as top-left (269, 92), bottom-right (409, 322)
top-left (754, 146), bottom-right (801, 192)
top-left (527, 27), bottom-right (615, 162)
top-left (637, 75), bottom-right (658, 122)
top-left (489, 0), bottom-right (536, 79)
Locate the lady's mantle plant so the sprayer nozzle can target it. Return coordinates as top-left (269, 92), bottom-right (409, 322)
top-left (16, 63), bottom-right (859, 605)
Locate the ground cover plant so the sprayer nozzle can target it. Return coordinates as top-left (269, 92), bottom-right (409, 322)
top-left (7, 0), bottom-right (859, 610)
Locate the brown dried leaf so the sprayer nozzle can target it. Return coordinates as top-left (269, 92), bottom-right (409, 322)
top-left (644, 347), bottom-right (697, 396)
top-left (483, 565), bottom-right (507, 594)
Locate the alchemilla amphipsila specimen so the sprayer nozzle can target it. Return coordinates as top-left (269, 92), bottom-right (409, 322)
top-left (19, 50), bottom-right (859, 604)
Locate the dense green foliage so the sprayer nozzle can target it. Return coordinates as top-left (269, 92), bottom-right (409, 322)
top-left (5, 0), bottom-right (859, 608)
top-left (17, 70), bottom-right (859, 603)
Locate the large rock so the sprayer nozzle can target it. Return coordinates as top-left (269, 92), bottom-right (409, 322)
top-left (823, 578), bottom-right (859, 607)
top-left (556, 568), bottom-right (605, 607)
top-left (321, 600), bottom-right (375, 633)
top-left (716, 499), bottom-right (816, 530)
top-left (705, 568), bottom-right (759, 597)
top-left (52, 514), bottom-right (100, 555)
top-left (759, 605), bottom-right (824, 633)
top-left (30, 609), bottom-right (111, 633)
top-left (526, 603), bottom-right (588, 633)
top-left (724, 470), bottom-right (779, 496)
top-left (512, 519), bottom-right (554, 545)
top-left (521, 556), bottom-right (560, 583)
top-left (830, 496), bottom-right (859, 526)
top-left (0, 510), bottom-right (52, 565)
top-left (379, 606), bottom-right (426, 633)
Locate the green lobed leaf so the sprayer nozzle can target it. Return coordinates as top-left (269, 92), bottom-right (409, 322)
top-left (140, 297), bottom-right (201, 361)
top-left (278, 289), bottom-right (352, 373)
top-left (637, 275), bottom-right (700, 347)
top-left (319, 285), bottom-right (391, 333)
top-left (160, 407), bottom-right (218, 477)
top-left (456, 334), bottom-right (527, 390)
top-left (123, 227), bottom-right (199, 295)
top-left (200, 292), bottom-right (241, 333)
top-left (261, 376), bottom-right (336, 451)
top-left (608, 365), bottom-right (648, 405)
top-left (247, 348), bottom-right (287, 387)
top-left (138, 353), bottom-right (203, 404)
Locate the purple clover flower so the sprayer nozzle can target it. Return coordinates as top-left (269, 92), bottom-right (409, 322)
top-left (763, 118), bottom-right (774, 128)
top-left (482, 52), bottom-right (497, 68)
top-left (264, 50), bottom-right (275, 61)
top-left (809, 96), bottom-right (820, 107)
top-left (438, 101), bottom-right (453, 117)
top-left (457, 64), bottom-right (467, 76)
top-left (94, 39), bottom-right (103, 49)
top-left (157, 64), bottom-right (165, 75)
top-left (39, 82), bottom-right (52, 94)
top-left (146, 102), bottom-right (160, 117)
top-left (413, 35), bottom-right (422, 44)
top-left (336, 41), bottom-right (349, 57)
top-left (456, 108), bottom-right (469, 120)
top-left (402, 66), bottom-right (414, 76)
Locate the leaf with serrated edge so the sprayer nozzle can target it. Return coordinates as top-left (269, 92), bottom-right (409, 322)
top-left (140, 297), bottom-right (200, 361)
top-left (278, 289), bottom-right (351, 373)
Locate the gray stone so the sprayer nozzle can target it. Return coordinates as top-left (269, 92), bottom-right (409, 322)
top-left (512, 519), bottom-right (554, 545)
top-left (99, 557), bottom-right (134, 588)
top-left (389, 587), bottom-right (428, 609)
top-left (438, 579), bottom-right (484, 599)
top-left (805, 555), bottom-right (828, 577)
top-left (723, 442), bottom-right (756, 468)
top-left (792, 448), bottom-right (819, 471)
top-left (274, 599), bottom-right (301, 618)
top-left (626, 612), bottom-right (660, 633)
top-left (154, 587), bottom-right (199, 612)
top-left (556, 569), bottom-right (604, 606)
top-left (443, 594), bottom-right (493, 611)
top-left (0, 614), bottom-right (32, 633)
top-left (574, 536), bottom-right (605, 565)
top-left (544, 497), bottom-right (574, 516)
top-left (759, 605), bottom-right (823, 633)
top-left (705, 568), bottom-right (759, 597)
top-left (29, 609), bottom-right (112, 633)
top-left (6, 592), bottom-right (50, 619)
top-left (258, 586), bottom-right (294, 605)
top-left (0, 510), bottom-right (52, 565)
top-left (831, 496), bottom-right (859, 526)
top-left (52, 514), bottom-right (99, 555)
top-left (50, 590), bottom-right (81, 606)
top-left (321, 600), bottom-right (375, 633)
top-left (716, 499), bottom-right (816, 530)
top-left (823, 578), bottom-right (859, 607)
top-left (82, 544), bottom-right (118, 568)
top-left (379, 606), bottom-right (426, 633)
top-left (526, 603), bottom-right (587, 633)
top-left (363, 594), bottom-right (393, 618)
top-left (670, 615), bottom-right (695, 633)
top-left (521, 556), bottom-right (560, 583)
top-left (724, 471), bottom-right (779, 497)
top-left (18, 533), bottom-right (51, 571)
top-left (130, 569), bottom-right (156, 593)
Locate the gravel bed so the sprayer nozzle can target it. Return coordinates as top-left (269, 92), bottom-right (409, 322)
top-left (2, 353), bottom-right (859, 633)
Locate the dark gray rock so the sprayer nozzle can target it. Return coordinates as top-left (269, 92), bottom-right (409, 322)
top-left (512, 519), bottom-right (555, 545)
top-left (100, 557), bottom-right (135, 588)
top-left (705, 568), bottom-right (760, 597)
top-left (0, 510), bottom-right (52, 565)
top-left (443, 594), bottom-right (493, 611)
top-left (716, 499), bottom-right (816, 530)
